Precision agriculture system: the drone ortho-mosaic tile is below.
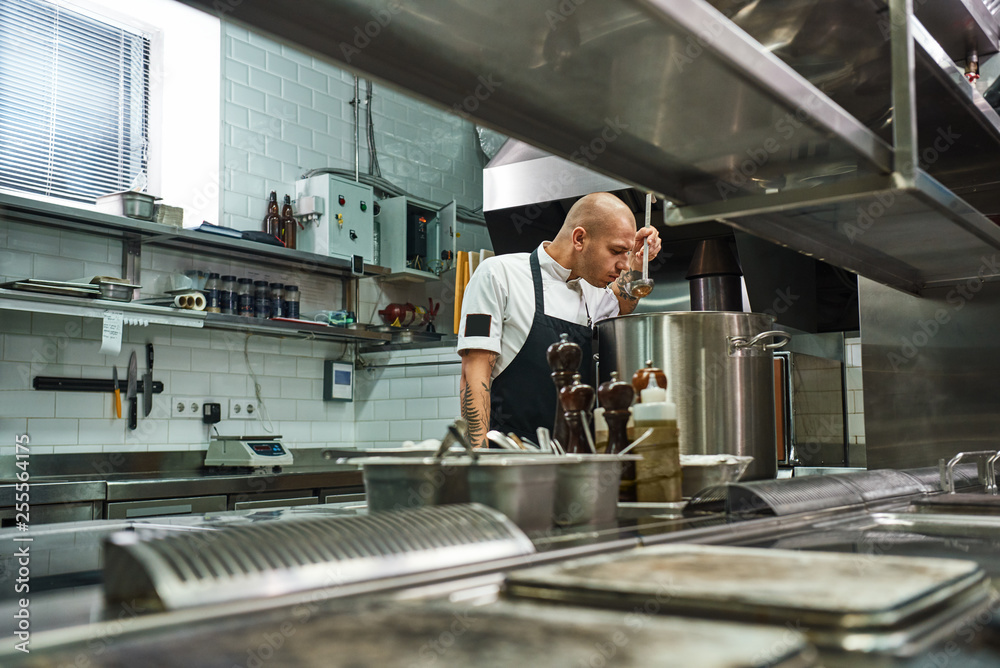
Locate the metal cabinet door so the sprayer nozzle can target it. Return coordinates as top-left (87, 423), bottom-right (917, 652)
top-left (106, 495), bottom-right (228, 519)
top-left (232, 496), bottom-right (319, 511)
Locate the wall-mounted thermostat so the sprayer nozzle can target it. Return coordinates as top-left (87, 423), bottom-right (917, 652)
top-left (323, 360), bottom-right (353, 401)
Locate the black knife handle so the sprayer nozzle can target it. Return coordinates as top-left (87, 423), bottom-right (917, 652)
top-left (129, 397), bottom-right (137, 430)
top-left (147, 343), bottom-right (154, 371)
top-left (33, 377), bottom-right (164, 393)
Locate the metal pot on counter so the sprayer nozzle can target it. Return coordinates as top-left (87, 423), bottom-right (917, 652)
top-left (597, 312), bottom-right (789, 481)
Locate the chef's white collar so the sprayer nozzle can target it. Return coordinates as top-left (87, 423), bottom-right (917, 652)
top-left (539, 242), bottom-right (577, 284)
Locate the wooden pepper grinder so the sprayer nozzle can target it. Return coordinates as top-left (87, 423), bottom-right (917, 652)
top-left (598, 371), bottom-right (637, 501)
top-left (558, 373), bottom-right (595, 454)
top-left (547, 333), bottom-right (582, 449)
top-left (598, 371), bottom-right (634, 454)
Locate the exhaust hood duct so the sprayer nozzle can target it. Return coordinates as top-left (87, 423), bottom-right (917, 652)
top-left (686, 239), bottom-right (744, 312)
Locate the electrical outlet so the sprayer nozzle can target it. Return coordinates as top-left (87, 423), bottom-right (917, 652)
top-left (172, 397), bottom-right (214, 419)
top-left (228, 399), bottom-right (258, 420)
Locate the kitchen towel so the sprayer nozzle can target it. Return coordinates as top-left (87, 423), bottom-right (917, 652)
top-left (453, 251), bottom-right (468, 334)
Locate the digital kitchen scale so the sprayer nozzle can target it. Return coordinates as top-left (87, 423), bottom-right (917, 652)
top-left (205, 435), bottom-right (294, 469)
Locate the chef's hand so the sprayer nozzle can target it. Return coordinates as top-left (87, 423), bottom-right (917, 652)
top-left (628, 226), bottom-right (661, 272)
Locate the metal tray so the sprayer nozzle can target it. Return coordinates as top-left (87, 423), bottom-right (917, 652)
top-left (505, 544), bottom-right (992, 652)
top-left (4, 597), bottom-right (819, 667)
top-left (2, 279), bottom-right (100, 298)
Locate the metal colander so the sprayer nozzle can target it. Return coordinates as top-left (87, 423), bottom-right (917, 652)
top-left (104, 503), bottom-right (534, 610)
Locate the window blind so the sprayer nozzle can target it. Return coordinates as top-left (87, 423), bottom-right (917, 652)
top-left (0, 0), bottom-right (150, 203)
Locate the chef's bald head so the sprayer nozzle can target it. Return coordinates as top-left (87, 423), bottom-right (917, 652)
top-left (556, 192), bottom-right (635, 242)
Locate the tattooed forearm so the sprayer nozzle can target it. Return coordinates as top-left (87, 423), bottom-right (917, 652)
top-left (615, 274), bottom-right (639, 303)
top-left (459, 350), bottom-right (497, 449)
top-left (462, 382), bottom-right (484, 448)
top-left (612, 272), bottom-right (640, 315)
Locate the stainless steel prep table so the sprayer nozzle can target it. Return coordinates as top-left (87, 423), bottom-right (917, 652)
top-left (5, 496), bottom-right (1000, 667)
top-left (0, 451), bottom-right (366, 525)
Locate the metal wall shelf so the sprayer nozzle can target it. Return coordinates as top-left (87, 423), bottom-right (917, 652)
top-left (0, 193), bottom-right (389, 280)
top-left (0, 289), bottom-right (391, 345)
top-left (0, 289), bottom-right (206, 328)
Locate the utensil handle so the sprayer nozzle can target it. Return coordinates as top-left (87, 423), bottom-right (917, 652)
top-left (129, 397), bottom-right (137, 430)
top-left (147, 343), bottom-right (154, 371)
top-left (114, 388), bottom-right (121, 419)
top-left (642, 192), bottom-right (652, 280)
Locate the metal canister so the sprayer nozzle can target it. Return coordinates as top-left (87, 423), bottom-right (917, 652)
top-left (596, 312), bottom-right (789, 481)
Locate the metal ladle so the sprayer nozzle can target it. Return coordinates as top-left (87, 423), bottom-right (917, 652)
top-left (626, 192), bottom-right (655, 299)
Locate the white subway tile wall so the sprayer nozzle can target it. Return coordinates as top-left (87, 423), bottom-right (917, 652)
top-left (0, 20), bottom-right (491, 455)
top-left (220, 22), bottom-right (492, 331)
top-left (221, 24), bottom-right (484, 229)
top-left (0, 317), bottom-right (362, 452)
top-left (352, 347), bottom-right (463, 449)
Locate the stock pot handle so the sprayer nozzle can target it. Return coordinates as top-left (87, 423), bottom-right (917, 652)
top-left (730, 330), bottom-right (791, 351)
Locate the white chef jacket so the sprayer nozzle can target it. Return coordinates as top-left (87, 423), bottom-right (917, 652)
top-left (457, 242), bottom-right (620, 379)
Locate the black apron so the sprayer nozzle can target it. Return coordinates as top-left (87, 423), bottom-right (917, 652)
top-left (490, 249), bottom-right (594, 440)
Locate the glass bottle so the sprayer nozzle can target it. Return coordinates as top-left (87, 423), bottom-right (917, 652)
top-left (284, 284), bottom-right (300, 319)
top-left (253, 280), bottom-right (269, 318)
top-left (237, 277), bottom-right (254, 317)
top-left (263, 191), bottom-right (281, 239)
top-left (280, 195), bottom-right (297, 250)
top-left (269, 282), bottom-right (284, 319)
top-left (203, 272), bottom-right (221, 313)
top-left (219, 275), bottom-right (237, 315)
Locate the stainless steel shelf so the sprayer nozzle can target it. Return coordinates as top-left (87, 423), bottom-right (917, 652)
top-left (0, 289), bottom-right (391, 345)
top-left (0, 193), bottom-right (389, 280)
top-left (915, 0), bottom-right (999, 62)
top-left (202, 313), bottom-right (390, 344)
top-left (0, 288), bottom-right (206, 328)
top-left (359, 333), bottom-right (457, 354)
top-left (180, 0), bottom-right (892, 206)
top-left (175, 0), bottom-right (1000, 295)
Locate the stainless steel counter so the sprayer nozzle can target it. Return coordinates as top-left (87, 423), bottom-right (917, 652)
top-left (4, 494), bottom-right (1000, 667)
top-left (0, 450), bottom-right (367, 522)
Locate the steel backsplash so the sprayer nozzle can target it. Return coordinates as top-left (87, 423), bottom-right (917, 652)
top-left (859, 276), bottom-right (1000, 470)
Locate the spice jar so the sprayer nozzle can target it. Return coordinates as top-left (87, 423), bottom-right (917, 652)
top-left (253, 280), bottom-right (269, 318)
top-left (219, 275), bottom-right (237, 315)
top-left (269, 282), bottom-right (284, 319)
top-left (236, 278), bottom-right (254, 317)
top-left (203, 272), bottom-right (221, 313)
top-left (284, 284), bottom-right (300, 319)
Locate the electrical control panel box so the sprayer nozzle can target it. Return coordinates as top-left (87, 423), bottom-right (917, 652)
top-left (323, 360), bottom-right (354, 401)
top-left (295, 174), bottom-right (376, 264)
top-left (376, 196), bottom-right (456, 280)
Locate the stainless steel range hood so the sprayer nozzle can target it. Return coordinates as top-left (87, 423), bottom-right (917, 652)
top-left (178, 0), bottom-right (1000, 295)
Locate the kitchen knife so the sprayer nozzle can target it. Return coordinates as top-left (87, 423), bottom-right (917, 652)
top-left (127, 351), bottom-right (137, 430)
top-left (112, 366), bottom-right (121, 419)
top-left (143, 343), bottom-right (154, 417)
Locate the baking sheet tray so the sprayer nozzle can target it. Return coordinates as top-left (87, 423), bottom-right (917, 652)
top-left (2, 279), bottom-right (100, 297)
top-left (6, 598), bottom-right (818, 668)
top-left (505, 544), bottom-right (988, 634)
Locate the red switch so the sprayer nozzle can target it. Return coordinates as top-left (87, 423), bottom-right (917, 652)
top-left (338, 195), bottom-right (346, 206)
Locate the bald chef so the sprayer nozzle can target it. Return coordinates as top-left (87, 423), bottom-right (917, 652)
top-left (457, 192), bottom-right (662, 448)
